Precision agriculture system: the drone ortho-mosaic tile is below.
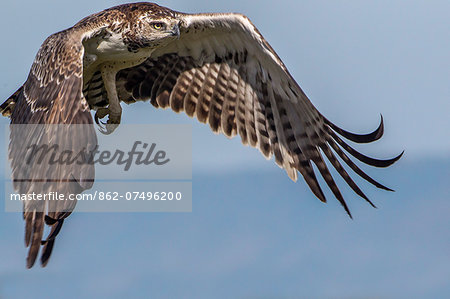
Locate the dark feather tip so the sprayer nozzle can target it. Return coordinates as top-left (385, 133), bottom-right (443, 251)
top-left (44, 215), bottom-right (57, 225)
top-left (325, 114), bottom-right (385, 144)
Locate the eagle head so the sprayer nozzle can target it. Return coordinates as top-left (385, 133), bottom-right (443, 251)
top-left (124, 3), bottom-right (180, 50)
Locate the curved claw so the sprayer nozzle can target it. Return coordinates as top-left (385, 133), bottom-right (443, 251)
top-left (97, 120), bottom-right (120, 135)
top-left (97, 124), bottom-right (107, 135)
top-left (94, 113), bottom-right (100, 125)
top-left (98, 125), bottom-right (117, 135)
top-left (97, 122), bottom-right (111, 135)
top-left (95, 108), bottom-right (121, 135)
top-left (96, 118), bottom-right (108, 134)
top-left (94, 108), bottom-right (110, 125)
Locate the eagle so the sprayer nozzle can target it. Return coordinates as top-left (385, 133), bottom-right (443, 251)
top-left (0, 2), bottom-right (402, 268)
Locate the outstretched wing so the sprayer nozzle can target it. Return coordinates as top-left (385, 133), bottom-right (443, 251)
top-left (116, 13), bottom-right (402, 216)
top-left (7, 29), bottom-right (97, 268)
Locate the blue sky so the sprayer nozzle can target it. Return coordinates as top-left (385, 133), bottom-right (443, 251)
top-left (0, 1), bottom-right (449, 298)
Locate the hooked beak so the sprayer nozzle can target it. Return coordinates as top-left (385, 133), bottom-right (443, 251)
top-left (171, 24), bottom-right (180, 38)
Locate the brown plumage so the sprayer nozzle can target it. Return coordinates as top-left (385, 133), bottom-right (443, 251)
top-left (1, 2), bottom-right (402, 268)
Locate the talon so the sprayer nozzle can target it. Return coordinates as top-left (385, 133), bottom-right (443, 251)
top-left (103, 124), bottom-right (118, 135)
top-left (94, 108), bottom-right (121, 134)
top-left (97, 126), bottom-right (107, 134)
top-left (95, 110), bottom-right (106, 125)
top-left (95, 108), bottom-right (110, 125)
top-left (103, 113), bottom-right (121, 134)
top-left (95, 110), bottom-right (121, 135)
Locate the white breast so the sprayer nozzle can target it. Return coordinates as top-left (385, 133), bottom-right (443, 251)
top-left (83, 30), bottom-right (155, 79)
top-left (82, 31), bottom-right (157, 88)
top-left (84, 31), bottom-right (129, 60)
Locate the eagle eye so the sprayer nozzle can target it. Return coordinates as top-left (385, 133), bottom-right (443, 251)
top-left (151, 22), bottom-right (164, 30)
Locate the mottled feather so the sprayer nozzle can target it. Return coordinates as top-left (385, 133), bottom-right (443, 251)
top-left (116, 11), bottom-right (402, 215)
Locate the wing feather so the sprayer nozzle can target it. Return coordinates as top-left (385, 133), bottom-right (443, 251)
top-left (169, 58), bottom-right (192, 113)
top-left (6, 29), bottom-right (97, 268)
top-left (115, 12), bottom-right (401, 216)
top-left (220, 64), bottom-right (239, 137)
